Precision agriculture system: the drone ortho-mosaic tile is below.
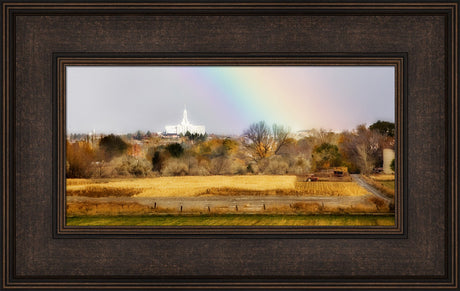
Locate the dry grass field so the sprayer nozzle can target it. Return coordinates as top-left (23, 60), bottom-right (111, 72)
top-left (67, 175), bottom-right (296, 197)
top-left (67, 176), bottom-right (369, 198)
top-left (67, 196), bottom-right (389, 217)
top-left (295, 181), bottom-right (368, 196)
top-left (367, 174), bottom-right (395, 198)
top-left (369, 174), bottom-right (395, 181)
top-left (66, 176), bottom-right (395, 225)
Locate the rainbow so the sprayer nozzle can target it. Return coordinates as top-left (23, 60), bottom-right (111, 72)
top-left (170, 66), bottom-right (394, 134)
top-left (66, 66), bottom-right (394, 135)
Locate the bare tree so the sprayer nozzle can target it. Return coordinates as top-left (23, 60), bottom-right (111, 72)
top-left (243, 121), bottom-right (292, 160)
top-left (243, 121), bottom-right (274, 160)
top-left (272, 124), bottom-right (290, 155)
top-left (308, 128), bottom-right (339, 145)
top-left (339, 124), bottom-right (386, 174)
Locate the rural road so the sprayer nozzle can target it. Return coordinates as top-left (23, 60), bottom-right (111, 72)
top-left (68, 194), bottom-right (372, 213)
top-left (351, 174), bottom-right (392, 201)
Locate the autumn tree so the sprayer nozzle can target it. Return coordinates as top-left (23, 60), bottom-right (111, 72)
top-left (311, 142), bottom-right (342, 170)
top-left (307, 128), bottom-right (340, 145)
top-left (272, 124), bottom-right (290, 154)
top-left (221, 138), bottom-right (238, 155)
top-left (369, 120), bottom-right (395, 137)
top-left (243, 121), bottom-right (272, 160)
top-left (207, 138), bottom-right (239, 174)
top-left (243, 121), bottom-right (291, 160)
top-left (99, 134), bottom-right (128, 160)
top-left (66, 140), bottom-right (96, 178)
top-left (339, 125), bottom-right (386, 174)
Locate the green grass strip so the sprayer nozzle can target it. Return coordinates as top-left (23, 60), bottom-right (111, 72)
top-left (67, 214), bottom-right (395, 226)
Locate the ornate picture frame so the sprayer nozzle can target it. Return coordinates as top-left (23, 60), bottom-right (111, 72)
top-left (2, 1), bottom-right (458, 289)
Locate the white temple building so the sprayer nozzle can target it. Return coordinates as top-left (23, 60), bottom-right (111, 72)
top-left (165, 108), bottom-right (205, 135)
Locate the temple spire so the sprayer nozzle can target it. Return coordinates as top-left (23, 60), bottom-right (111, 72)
top-left (165, 107), bottom-right (205, 135)
top-left (182, 106), bottom-right (189, 125)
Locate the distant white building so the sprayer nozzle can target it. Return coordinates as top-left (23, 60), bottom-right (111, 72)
top-left (165, 108), bottom-right (205, 135)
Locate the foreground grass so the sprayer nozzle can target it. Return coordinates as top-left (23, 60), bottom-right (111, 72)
top-left (67, 214), bottom-right (395, 226)
top-left (380, 180), bottom-right (395, 190)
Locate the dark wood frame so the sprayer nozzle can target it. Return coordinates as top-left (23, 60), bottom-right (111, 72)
top-left (2, 1), bottom-right (458, 290)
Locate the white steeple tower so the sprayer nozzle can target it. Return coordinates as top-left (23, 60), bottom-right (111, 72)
top-left (181, 106), bottom-right (190, 125)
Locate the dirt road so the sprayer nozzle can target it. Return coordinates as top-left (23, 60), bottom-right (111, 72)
top-left (67, 193), bottom-right (374, 213)
top-left (350, 174), bottom-right (392, 201)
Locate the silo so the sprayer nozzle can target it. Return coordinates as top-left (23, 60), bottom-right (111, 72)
top-left (383, 148), bottom-right (395, 174)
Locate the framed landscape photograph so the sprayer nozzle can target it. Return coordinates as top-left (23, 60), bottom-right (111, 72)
top-left (2, 1), bottom-right (458, 290)
top-left (64, 63), bottom-right (398, 228)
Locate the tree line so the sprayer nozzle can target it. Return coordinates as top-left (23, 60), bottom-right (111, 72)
top-left (66, 120), bottom-right (395, 178)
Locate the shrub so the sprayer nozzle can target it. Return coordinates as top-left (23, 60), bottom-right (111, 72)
top-left (187, 157), bottom-right (210, 176)
top-left (189, 165), bottom-right (210, 176)
top-left (162, 159), bottom-right (189, 176)
top-left (115, 156), bottom-right (151, 177)
top-left (66, 140), bottom-right (96, 178)
top-left (367, 196), bottom-right (390, 212)
top-left (291, 202), bottom-right (321, 213)
top-left (246, 163), bottom-right (259, 174)
top-left (262, 156), bottom-right (289, 175)
top-left (288, 156), bottom-right (311, 175)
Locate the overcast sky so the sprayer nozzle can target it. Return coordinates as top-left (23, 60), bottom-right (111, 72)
top-left (66, 66), bottom-right (395, 135)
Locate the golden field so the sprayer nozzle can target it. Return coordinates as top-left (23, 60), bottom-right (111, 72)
top-left (67, 175), bottom-right (296, 197)
top-left (66, 176), bottom-right (394, 220)
top-left (369, 174), bottom-right (395, 181)
top-left (67, 175), bottom-right (369, 198)
top-left (295, 181), bottom-right (368, 196)
top-left (366, 175), bottom-right (395, 198)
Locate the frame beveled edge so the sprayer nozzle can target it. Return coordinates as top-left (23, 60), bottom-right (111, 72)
top-left (1, 1), bottom-right (458, 290)
top-left (54, 54), bottom-right (405, 239)
top-left (0, 0), bottom-right (459, 15)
